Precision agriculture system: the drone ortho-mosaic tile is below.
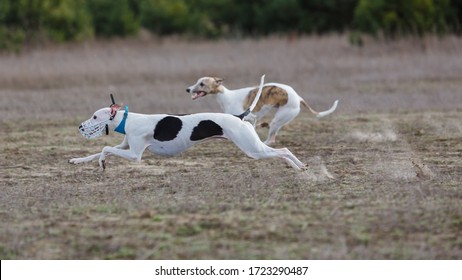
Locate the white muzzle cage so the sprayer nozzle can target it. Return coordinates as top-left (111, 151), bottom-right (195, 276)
top-left (79, 119), bottom-right (110, 139)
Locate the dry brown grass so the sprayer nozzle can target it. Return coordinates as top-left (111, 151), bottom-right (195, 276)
top-left (1, 35), bottom-right (462, 259)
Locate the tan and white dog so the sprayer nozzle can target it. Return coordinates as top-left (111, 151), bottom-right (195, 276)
top-left (186, 77), bottom-right (338, 144)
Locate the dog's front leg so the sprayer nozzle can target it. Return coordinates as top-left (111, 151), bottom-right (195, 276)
top-left (69, 152), bottom-right (102, 165)
top-left (98, 139), bottom-right (146, 169)
top-left (69, 137), bottom-right (129, 165)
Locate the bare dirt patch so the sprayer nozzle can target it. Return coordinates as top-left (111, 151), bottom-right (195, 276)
top-left (1, 36), bottom-right (462, 259)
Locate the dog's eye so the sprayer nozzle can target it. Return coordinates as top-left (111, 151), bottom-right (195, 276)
top-left (93, 115), bottom-right (97, 120)
top-left (200, 82), bottom-right (204, 87)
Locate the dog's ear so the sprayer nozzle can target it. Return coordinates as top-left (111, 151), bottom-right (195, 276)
top-left (110, 103), bottom-right (122, 110)
top-left (213, 77), bottom-right (224, 85)
top-left (110, 103), bottom-right (122, 116)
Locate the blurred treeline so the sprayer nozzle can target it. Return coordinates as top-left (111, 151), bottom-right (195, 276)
top-left (1, 0), bottom-right (461, 51)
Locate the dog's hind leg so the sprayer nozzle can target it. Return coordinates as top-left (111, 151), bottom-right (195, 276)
top-left (264, 106), bottom-right (300, 145)
top-left (246, 147), bottom-right (305, 170)
top-left (226, 122), bottom-right (305, 170)
top-left (276, 147), bottom-right (306, 170)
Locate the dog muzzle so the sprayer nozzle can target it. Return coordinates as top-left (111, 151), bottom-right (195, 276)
top-left (79, 119), bottom-right (110, 139)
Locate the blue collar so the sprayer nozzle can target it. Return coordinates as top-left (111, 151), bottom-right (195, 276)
top-left (114, 106), bottom-right (128, 134)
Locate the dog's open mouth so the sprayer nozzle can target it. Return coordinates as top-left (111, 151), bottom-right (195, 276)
top-left (191, 91), bottom-right (207, 100)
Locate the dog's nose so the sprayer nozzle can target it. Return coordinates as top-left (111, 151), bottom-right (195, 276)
top-left (186, 88), bottom-right (190, 93)
top-left (79, 124), bottom-right (83, 131)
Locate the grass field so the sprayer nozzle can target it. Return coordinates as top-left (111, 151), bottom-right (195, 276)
top-left (1, 35), bottom-right (462, 259)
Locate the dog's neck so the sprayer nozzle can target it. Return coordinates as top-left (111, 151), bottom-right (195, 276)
top-left (216, 85), bottom-right (226, 94)
top-left (108, 108), bottom-right (128, 133)
top-left (215, 86), bottom-right (250, 114)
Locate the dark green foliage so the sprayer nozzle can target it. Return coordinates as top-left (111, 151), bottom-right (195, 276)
top-left (254, 0), bottom-right (303, 35)
top-left (43, 0), bottom-right (93, 41)
top-left (298, 0), bottom-right (358, 33)
top-left (140, 0), bottom-right (190, 35)
top-left (86, 0), bottom-right (139, 37)
top-left (1, 0), bottom-right (462, 51)
top-left (0, 26), bottom-right (25, 53)
top-left (354, 0), bottom-right (453, 37)
top-left (446, 0), bottom-right (462, 34)
top-left (140, 0), bottom-right (240, 38)
top-left (0, 0), bottom-right (93, 51)
top-left (186, 0), bottom-right (240, 38)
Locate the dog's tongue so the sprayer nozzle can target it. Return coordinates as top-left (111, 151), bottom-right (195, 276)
top-left (191, 92), bottom-right (205, 100)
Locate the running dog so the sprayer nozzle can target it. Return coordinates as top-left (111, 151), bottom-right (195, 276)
top-left (69, 75), bottom-right (306, 170)
top-left (186, 77), bottom-right (338, 144)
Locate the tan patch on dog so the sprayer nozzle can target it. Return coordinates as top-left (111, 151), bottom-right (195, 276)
top-left (243, 86), bottom-right (288, 112)
top-left (209, 77), bottom-right (223, 94)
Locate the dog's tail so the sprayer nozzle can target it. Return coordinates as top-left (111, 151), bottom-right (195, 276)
top-left (301, 99), bottom-right (338, 119)
top-left (236, 74), bottom-right (265, 120)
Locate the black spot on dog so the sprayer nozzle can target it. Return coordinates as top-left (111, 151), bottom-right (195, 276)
top-left (190, 120), bottom-right (223, 141)
top-left (154, 116), bottom-right (183, 141)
